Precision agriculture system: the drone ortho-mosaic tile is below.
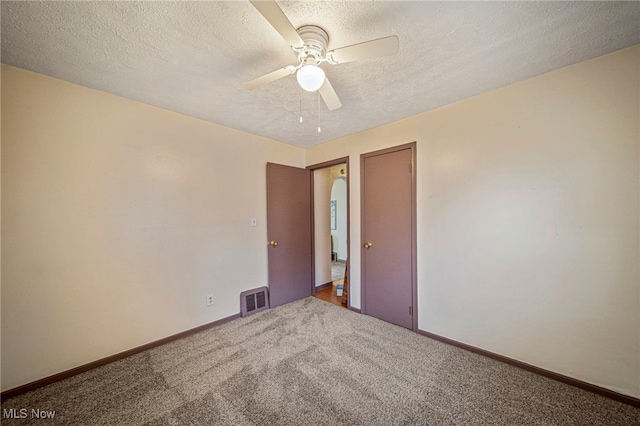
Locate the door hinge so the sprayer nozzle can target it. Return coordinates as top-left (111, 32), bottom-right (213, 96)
top-left (409, 162), bottom-right (412, 173)
top-left (409, 306), bottom-right (413, 316)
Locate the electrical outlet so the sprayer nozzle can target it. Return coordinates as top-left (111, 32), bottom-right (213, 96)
top-left (206, 294), bottom-right (214, 306)
top-left (250, 217), bottom-right (257, 227)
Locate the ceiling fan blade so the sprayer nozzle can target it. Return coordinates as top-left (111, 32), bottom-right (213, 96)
top-left (319, 78), bottom-right (342, 111)
top-left (250, 1), bottom-right (304, 49)
top-left (242, 66), bottom-right (294, 90)
top-left (328, 35), bottom-right (399, 64)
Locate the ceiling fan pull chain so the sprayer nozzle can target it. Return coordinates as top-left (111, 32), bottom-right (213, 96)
top-left (299, 88), bottom-right (303, 123)
top-left (317, 91), bottom-right (321, 133)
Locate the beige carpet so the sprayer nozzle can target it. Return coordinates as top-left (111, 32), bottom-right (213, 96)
top-left (2, 297), bottom-right (638, 425)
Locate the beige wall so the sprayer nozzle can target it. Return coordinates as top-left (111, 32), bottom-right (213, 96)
top-left (1, 65), bottom-right (305, 391)
top-left (306, 46), bottom-right (640, 398)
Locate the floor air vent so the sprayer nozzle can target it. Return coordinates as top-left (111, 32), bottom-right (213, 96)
top-left (240, 286), bottom-right (269, 317)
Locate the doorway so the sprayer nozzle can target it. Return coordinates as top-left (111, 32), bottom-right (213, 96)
top-left (361, 143), bottom-right (417, 330)
top-left (308, 158), bottom-right (350, 309)
top-left (330, 175), bottom-right (347, 282)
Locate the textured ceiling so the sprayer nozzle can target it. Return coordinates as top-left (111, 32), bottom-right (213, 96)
top-left (2, 1), bottom-right (639, 148)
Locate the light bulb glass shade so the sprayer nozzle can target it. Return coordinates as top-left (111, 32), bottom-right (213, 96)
top-left (296, 65), bottom-right (326, 92)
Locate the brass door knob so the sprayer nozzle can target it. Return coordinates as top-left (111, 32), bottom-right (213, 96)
top-left (364, 242), bottom-right (372, 248)
top-left (269, 240), bottom-right (278, 247)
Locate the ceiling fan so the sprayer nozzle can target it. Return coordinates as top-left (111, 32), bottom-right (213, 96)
top-left (242, 0), bottom-right (399, 111)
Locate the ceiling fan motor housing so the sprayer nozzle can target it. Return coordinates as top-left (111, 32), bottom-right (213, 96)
top-left (296, 25), bottom-right (329, 64)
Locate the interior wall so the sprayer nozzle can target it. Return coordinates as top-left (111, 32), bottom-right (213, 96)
top-left (313, 168), bottom-right (332, 286)
top-left (305, 46), bottom-right (640, 398)
top-left (0, 65), bottom-right (305, 391)
top-left (330, 177), bottom-right (348, 260)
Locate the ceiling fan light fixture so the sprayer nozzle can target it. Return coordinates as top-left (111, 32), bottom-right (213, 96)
top-left (296, 65), bottom-right (325, 92)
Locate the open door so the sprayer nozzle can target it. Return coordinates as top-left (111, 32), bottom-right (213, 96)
top-left (266, 163), bottom-right (313, 308)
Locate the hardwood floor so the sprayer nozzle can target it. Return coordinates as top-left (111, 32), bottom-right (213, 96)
top-left (313, 285), bottom-right (346, 308)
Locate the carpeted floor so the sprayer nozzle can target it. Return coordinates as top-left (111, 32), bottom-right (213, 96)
top-left (2, 297), bottom-right (638, 425)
